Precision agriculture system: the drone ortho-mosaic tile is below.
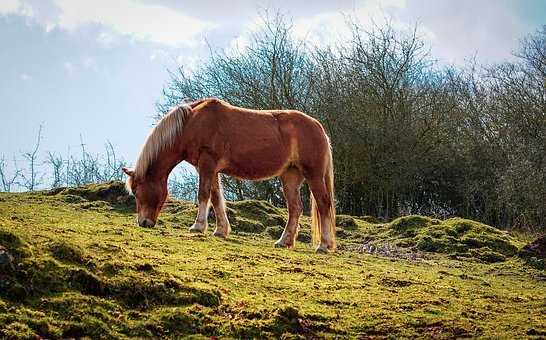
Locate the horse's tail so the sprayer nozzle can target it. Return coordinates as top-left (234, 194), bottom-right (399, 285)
top-left (311, 194), bottom-right (320, 248)
top-left (325, 144), bottom-right (336, 250)
top-left (311, 142), bottom-right (337, 250)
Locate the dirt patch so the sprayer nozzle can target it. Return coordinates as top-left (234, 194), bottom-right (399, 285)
top-left (380, 278), bottom-right (414, 287)
top-left (519, 234), bottom-right (546, 259)
top-left (518, 234), bottom-right (546, 269)
top-left (269, 306), bottom-right (335, 337)
top-left (349, 242), bottom-right (427, 261)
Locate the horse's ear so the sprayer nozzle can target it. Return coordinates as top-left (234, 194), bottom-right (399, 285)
top-left (122, 167), bottom-right (135, 177)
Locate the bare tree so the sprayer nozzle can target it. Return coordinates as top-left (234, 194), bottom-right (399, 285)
top-left (46, 152), bottom-right (64, 188)
top-left (100, 141), bottom-right (125, 182)
top-left (20, 124), bottom-right (44, 191)
top-left (0, 155), bottom-right (21, 192)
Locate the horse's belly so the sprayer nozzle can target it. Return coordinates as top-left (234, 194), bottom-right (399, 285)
top-left (222, 146), bottom-right (291, 180)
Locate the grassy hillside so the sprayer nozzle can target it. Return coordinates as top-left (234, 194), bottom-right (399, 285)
top-left (0, 182), bottom-right (545, 339)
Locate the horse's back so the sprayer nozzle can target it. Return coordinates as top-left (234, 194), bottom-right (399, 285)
top-left (188, 101), bottom-right (289, 179)
top-left (187, 100), bottom-right (329, 180)
top-left (225, 106), bottom-right (330, 167)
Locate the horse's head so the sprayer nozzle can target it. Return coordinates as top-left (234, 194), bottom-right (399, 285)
top-left (122, 167), bottom-right (167, 228)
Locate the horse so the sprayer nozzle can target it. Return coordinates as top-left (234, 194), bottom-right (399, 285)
top-left (122, 98), bottom-right (336, 252)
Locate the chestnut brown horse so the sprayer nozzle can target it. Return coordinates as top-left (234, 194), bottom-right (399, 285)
top-left (123, 98), bottom-right (336, 252)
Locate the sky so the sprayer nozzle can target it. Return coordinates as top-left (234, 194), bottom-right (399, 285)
top-left (0, 0), bottom-right (544, 179)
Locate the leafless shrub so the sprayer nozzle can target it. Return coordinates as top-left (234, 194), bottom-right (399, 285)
top-left (20, 125), bottom-right (44, 191)
top-left (0, 156), bottom-right (21, 192)
top-left (64, 138), bottom-right (126, 186)
top-left (1, 132), bottom-right (127, 192)
top-left (168, 169), bottom-right (198, 202)
top-left (46, 152), bottom-right (64, 188)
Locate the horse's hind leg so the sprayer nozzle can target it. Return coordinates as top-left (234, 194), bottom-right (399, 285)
top-left (211, 174), bottom-right (231, 238)
top-left (307, 177), bottom-right (335, 252)
top-left (189, 155), bottom-right (216, 233)
top-left (275, 167), bottom-right (304, 248)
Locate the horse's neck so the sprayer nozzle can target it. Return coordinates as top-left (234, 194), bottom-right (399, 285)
top-left (144, 111), bottom-right (191, 180)
top-left (147, 144), bottom-right (183, 180)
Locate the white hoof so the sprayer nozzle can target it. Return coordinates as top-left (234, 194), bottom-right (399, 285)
top-left (274, 239), bottom-right (294, 248)
top-left (315, 244), bottom-right (329, 254)
top-left (189, 223), bottom-right (207, 233)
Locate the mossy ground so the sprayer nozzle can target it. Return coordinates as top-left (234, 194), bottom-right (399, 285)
top-left (0, 182), bottom-right (545, 339)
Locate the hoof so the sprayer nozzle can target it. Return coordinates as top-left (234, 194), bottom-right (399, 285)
top-left (213, 229), bottom-right (228, 238)
top-left (189, 224), bottom-right (206, 233)
top-left (274, 240), bottom-right (293, 248)
top-left (315, 245), bottom-right (329, 254)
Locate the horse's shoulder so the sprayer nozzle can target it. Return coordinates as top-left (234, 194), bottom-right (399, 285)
top-left (192, 98), bottom-right (229, 111)
top-left (203, 98), bottom-right (224, 106)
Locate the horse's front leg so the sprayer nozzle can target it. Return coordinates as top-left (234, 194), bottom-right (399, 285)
top-left (275, 168), bottom-right (304, 248)
top-left (211, 174), bottom-right (231, 238)
top-left (189, 156), bottom-right (216, 233)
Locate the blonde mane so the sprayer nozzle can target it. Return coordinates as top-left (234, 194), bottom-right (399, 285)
top-left (133, 104), bottom-right (191, 180)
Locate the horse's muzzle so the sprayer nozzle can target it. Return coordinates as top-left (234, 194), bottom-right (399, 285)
top-left (138, 217), bottom-right (155, 228)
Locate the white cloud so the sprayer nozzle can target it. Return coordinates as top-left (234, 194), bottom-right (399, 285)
top-left (220, 0), bottom-right (409, 52)
top-left (405, 1), bottom-right (525, 65)
top-left (0, 0), bottom-right (19, 13)
top-left (225, 15), bottom-right (265, 53)
top-left (0, 0), bottom-right (215, 47)
top-left (292, 0), bottom-right (408, 47)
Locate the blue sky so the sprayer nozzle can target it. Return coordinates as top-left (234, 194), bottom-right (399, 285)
top-left (0, 0), bottom-right (544, 175)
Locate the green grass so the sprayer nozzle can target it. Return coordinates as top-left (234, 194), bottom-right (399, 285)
top-left (0, 182), bottom-right (545, 339)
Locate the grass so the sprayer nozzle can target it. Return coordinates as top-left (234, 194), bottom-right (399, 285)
top-left (0, 182), bottom-right (545, 339)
